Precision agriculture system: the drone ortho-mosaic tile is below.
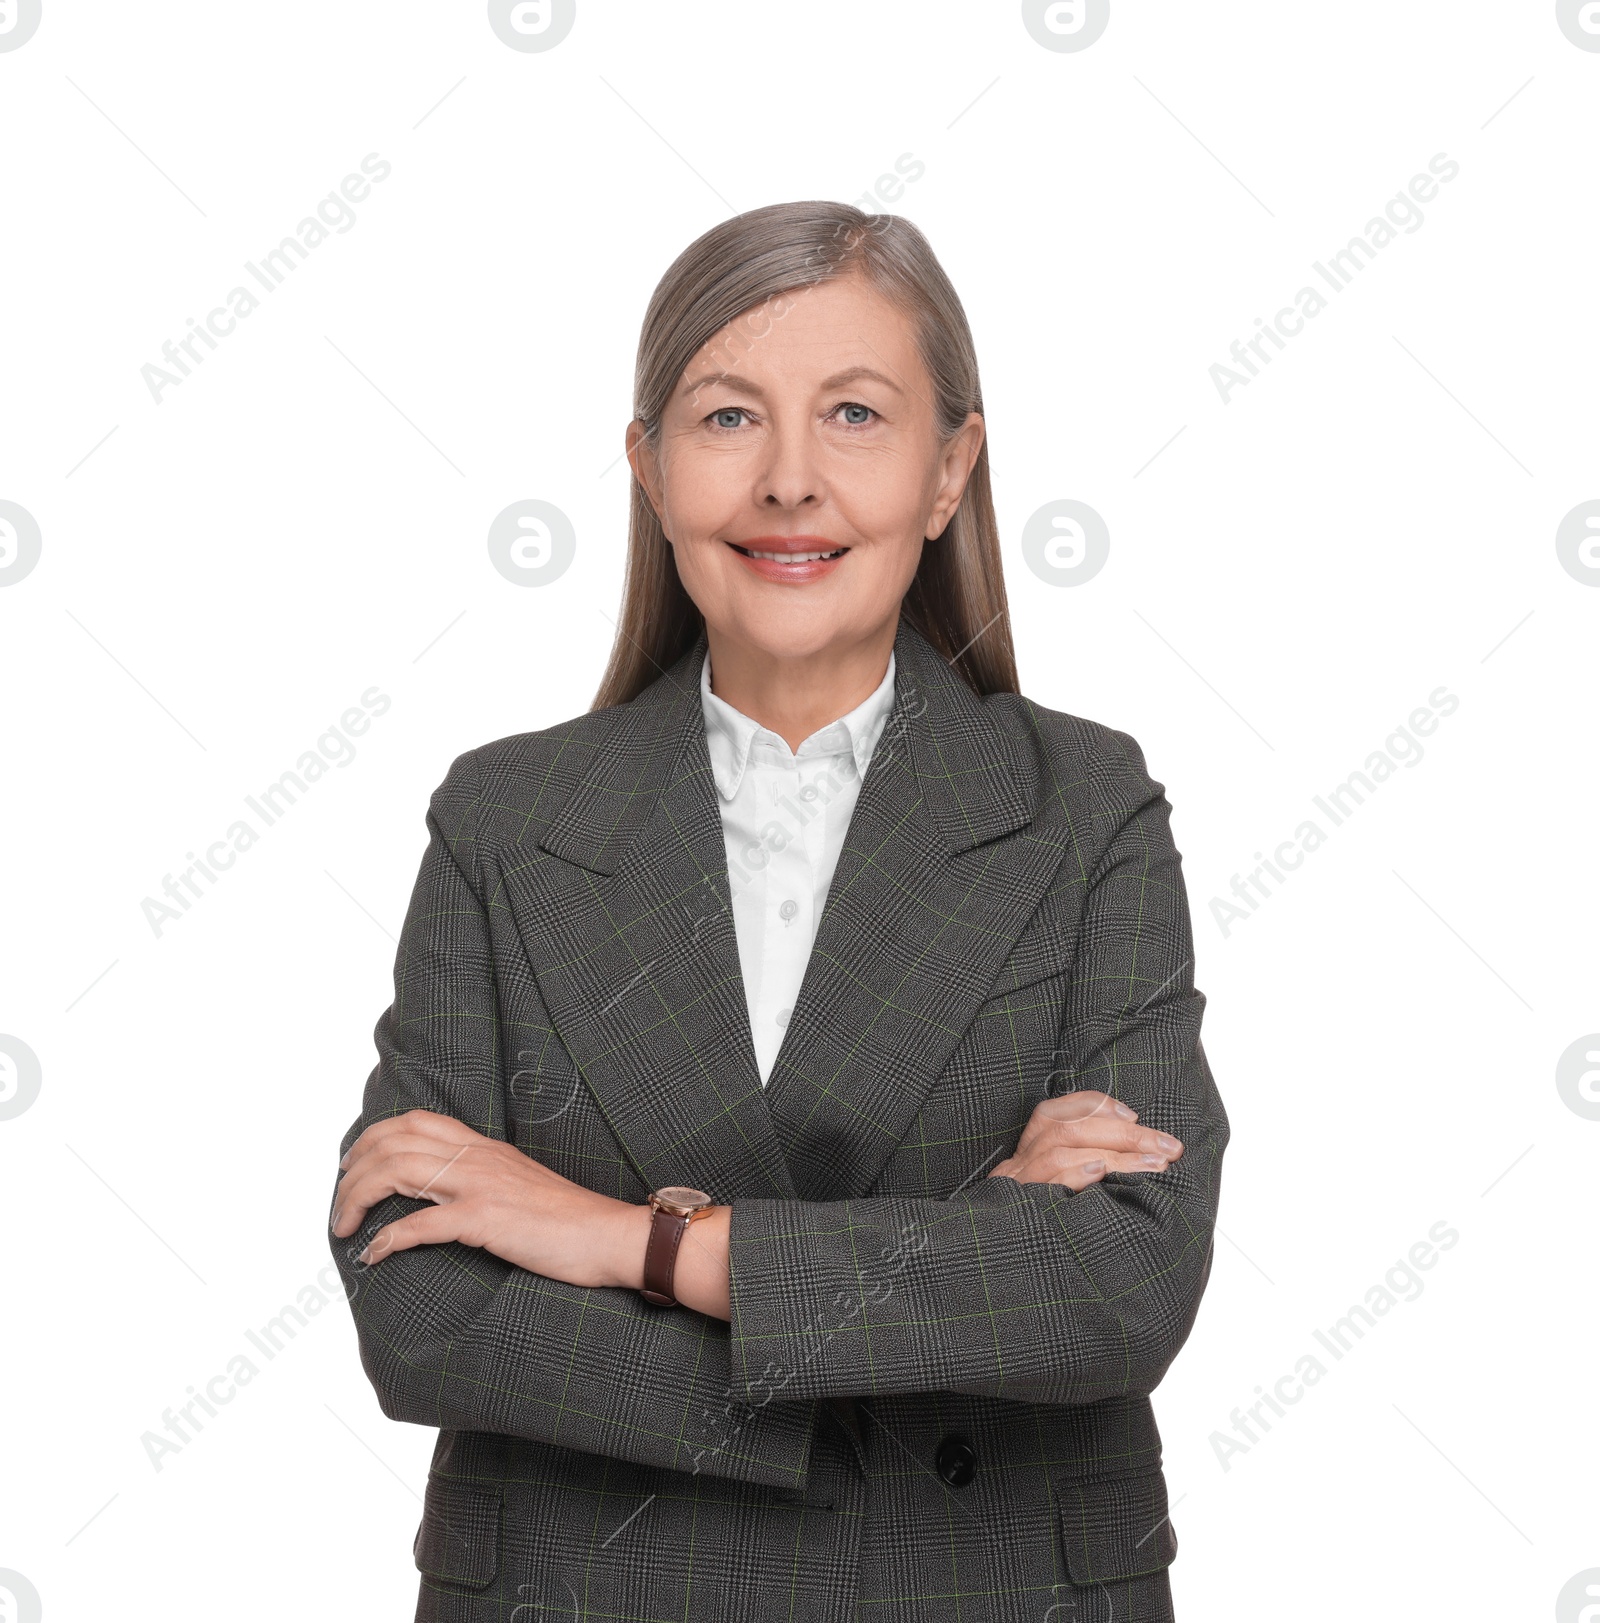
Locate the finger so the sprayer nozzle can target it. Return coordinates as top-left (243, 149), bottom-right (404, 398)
top-left (335, 1127), bottom-right (489, 1216)
top-left (1041, 1148), bottom-right (1174, 1177)
top-left (1005, 1152), bottom-right (1108, 1192)
top-left (1029, 1091), bottom-right (1138, 1124)
top-left (332, 1146), bottom-right (475, 1235)
top-left (1061, 1157), bottom-right (1105, 1191)
top-left (1134, 1127), bottom-right (1183, 1161)
top-left (1036, 1117), bottom-right (1183, 1159)
top-left (1113, 1122), bottom-right (1184, 1159)
top-left (340, 1109), bottom-right (478, 1171)
top-left (1098, 1150), bottom-right (1174, 1174)
top-left (339, 1109), bottom-right (477, 1174)
top-left (359, 1203), bottom-right (474, 1264)
top-left (1012, 1115), bottom-right (1144, 1160)
top-left (334, 1140), bottom-right (439, 1232)
top-left (341, 1128), bottom-right (485, 1184)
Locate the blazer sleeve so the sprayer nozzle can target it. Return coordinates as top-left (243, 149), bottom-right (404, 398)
top-left (326, 747), bottom-right (818, 1491)
top-left (723, 728), bottom-right (1230, 1408)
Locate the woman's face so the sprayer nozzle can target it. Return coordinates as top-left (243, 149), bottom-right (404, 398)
top-left (627, 268), bottom-right (984, 665)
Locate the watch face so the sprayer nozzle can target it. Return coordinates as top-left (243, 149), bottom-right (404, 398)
top-left (653, 1186), bottom-right (712, 1215)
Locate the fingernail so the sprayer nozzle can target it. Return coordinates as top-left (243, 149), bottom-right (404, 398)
top-left (1157, 1134), bottom-right (1181, 1154)
top-left (1114, 1103), bottom-right (1136, 1120)
top-left (356, 1245), bottom-right (371, 1264)
top-left (331, 1207), bottom-right (343, 1231)
top-left (1084, 1159), bottom-right (1106, 1175)
top-left (1141, 1154), bottom-right (1167, 1168)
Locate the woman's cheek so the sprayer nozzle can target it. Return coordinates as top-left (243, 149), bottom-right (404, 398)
top-left (673, 541), bottom-right (737, 617)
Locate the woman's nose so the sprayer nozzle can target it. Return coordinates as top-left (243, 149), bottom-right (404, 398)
top-left (754, 420), bottom-right (823, 509)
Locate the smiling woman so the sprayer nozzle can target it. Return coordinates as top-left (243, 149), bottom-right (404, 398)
top-left (329, 200), bottom-right (1228, 1623)
top-left (620, 270), bottom-right (982, 741)
top-left (599, 210), bottom-right (1013, 735)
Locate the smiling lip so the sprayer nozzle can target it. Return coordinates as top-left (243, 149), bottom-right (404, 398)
top-left (726, 535), bottom-right (849, 584)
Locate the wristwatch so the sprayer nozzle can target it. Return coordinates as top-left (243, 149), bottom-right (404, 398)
top-left (640, 1186), bottom-right (715, 1307)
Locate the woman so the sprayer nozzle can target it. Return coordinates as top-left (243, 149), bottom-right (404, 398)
top-left (330, 201), bottom-right (1229, 1623)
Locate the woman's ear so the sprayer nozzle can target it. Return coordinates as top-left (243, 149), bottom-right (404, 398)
top-left (926, 411), bottom-right (985, 538)
top-left (625, 418), bottom-right (667, 526)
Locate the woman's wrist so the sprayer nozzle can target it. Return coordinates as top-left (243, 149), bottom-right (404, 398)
top-left (610, 1199), bottom-right (732, 1320)
top-left (671, 1205), bottom-right (732, 1321)
top-left (608, 1200), bottom-right (655, 1291)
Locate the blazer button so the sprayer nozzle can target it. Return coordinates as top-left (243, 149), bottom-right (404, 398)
top-left (934, 1436), bottom-right (977, 1487)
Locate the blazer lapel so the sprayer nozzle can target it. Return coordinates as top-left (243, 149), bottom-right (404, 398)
top-left (761, 617), bottom-right (1081, 1200)
top-left (497, 615), bottom-right (1079, 1209)
top-left (498, 630), bottom-right (799, 1202)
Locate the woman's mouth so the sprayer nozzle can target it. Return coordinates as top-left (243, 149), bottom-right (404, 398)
top-left (728, 544), bottom-right (848, 563)
top-left (725, 540), bottom-right (850, 583)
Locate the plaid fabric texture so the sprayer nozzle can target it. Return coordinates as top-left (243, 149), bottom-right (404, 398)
top-left (330, 615), bottom-right (1229, 1622)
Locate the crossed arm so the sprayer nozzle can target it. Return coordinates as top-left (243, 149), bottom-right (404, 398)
top-left (329, 1089), bottom-right (1186, 1322)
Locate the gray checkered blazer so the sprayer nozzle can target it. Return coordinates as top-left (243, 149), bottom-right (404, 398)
top-left (329, 614), bottom-right (1229, 1623)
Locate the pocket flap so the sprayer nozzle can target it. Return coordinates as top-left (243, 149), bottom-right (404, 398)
top-left (413, 1477), bottom-right (502, 1590)
top-left (1055, 1469), bottom-right (1178, 1585)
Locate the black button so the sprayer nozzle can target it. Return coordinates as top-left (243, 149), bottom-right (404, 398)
top-left (934, 1436), bottom-right (977, 1487)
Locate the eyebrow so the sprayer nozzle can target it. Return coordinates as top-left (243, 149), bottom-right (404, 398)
top-left (678, 365), bottom-right (905, 403)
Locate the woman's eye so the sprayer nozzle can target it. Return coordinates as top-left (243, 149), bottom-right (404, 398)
top-left (705, 402), bottom-right (875, 431)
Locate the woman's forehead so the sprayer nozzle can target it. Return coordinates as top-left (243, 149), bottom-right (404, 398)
top-left (681, 280), bottom-right (920, 391)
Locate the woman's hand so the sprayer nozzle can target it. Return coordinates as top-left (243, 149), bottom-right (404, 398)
top-left (988, 1090), bottom-right (1182, 1192)
top-left (330, 1109), bottom-right (653, 1290)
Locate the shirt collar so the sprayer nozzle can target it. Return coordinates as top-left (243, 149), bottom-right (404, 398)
top-left (700, 646), bottom-right (897, 802)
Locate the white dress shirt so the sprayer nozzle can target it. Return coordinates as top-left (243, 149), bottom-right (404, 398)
top-left (700, 647), bottom-right (898, 1086)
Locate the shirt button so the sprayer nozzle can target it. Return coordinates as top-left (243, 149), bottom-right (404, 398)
top-left (776, 1007), bottom-right (791, 1028)
top-left (779, 899), bottom-right (798, 923)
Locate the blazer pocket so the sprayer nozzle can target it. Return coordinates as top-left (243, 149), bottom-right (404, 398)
top-left (1053, 1467), bottom-right (1178, 1586)
top-left (413, 1476), bottom-right (502, 1591)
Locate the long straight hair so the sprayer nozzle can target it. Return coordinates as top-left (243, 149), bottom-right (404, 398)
top-left (592, 201), bottom-right (1018, 710)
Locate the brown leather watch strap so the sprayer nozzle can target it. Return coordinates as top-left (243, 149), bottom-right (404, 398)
top-left (640, 1205), bottom-right (691, 1306)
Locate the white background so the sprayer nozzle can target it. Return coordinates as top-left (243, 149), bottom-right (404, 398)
top-left (1, 2), bottom-right (1596, 1618)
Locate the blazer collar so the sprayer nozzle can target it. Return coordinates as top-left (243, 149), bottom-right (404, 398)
top-left (540, 615), bottom-right (1033, 876)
